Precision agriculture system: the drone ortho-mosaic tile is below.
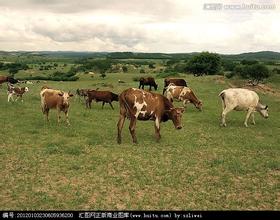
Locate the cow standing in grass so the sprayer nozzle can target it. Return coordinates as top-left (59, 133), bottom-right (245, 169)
top-left (86, 90), bottom-right (119, 109)
top-left (7, 83), bottom-right (29, 102)
top-left (139, 77), bottom-right (158, 91)
top-left (165, 84), bottom-right (202, 110)
top-left (219, 88), bottom-right (269, 127)
top-left (40, 88), bottom-right (74, 125)
top-left (117, 88), bottom-right (184, 144)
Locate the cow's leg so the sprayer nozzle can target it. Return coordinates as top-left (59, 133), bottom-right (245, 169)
top-left (57, 109), bottom-right (61, 124)
top-left (149, 85), bottom-right (152, 91)
top-left (244, 108), bottom-right (253, 127)
top-left (154, 116), bottom-right (161, 141)
top-left (102, 101), bottom-right (105, 109)
top-left (109, 102), bottom-right (114, 110)
top-left (45, 108), bottom-right (50, 122)
top-left (138, 83), bottom-right (141, 89)
top-left (129, 117), bottom-right (137, 144)
top-left (221, 106), bottom-right (233, 127)
top-left (250, 112), bottom-right (256, 125)
top-left (183, 100), bottom-right (188, 108)
top-left (7, 93), bottom-right (13, 102)
top-left (65, 110), bottom-right (70, 126)
top-left (117, 109), bottom-right (126, 144)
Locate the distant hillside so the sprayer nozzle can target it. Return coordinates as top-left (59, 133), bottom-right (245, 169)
top-left (1, 50), bottom-right (280, 61)
top-left (222, 51), bottom-right (280, 60)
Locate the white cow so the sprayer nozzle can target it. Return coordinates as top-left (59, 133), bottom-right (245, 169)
top-left (219, 88), bottom-right (268, 127)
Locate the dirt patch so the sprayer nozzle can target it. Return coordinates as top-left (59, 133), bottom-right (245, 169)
top-left (215, 76), bottom-right (280, 98)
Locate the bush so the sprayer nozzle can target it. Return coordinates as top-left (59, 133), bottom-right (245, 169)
top-left (140, 69), bottom-right (145, 73)
top-left (186, 51), bottom-right (221, 76)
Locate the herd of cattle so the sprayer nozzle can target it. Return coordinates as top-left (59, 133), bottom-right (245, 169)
top-left (0, 75), bottom-right (269, 143)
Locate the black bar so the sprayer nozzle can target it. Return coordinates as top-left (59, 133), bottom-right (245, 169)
top-left (0, 211), bottom-right (279, 219)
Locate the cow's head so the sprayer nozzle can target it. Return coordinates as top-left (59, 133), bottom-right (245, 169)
top-left (165, 107), bottom-right (184, 129)
top-left (195, 100), bottom-right (203, 111)
top-left (24, 87), bottom-right (29, 92)
top-left (257, 103), bottom-right (269, 119)
top-left (58, 91), bottom-right (74, 105)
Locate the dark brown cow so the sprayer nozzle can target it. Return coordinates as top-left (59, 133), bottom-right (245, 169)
top-left (139, 77), bottom-right (158, 91)
top-left (117, 88), bottom-right (184, 144)
top-left (0, 75), bottom-right (18, 85)
top-left (163, 78), bottom-right (187, 94)
top-left (86, 90), bottom-right (119, 109)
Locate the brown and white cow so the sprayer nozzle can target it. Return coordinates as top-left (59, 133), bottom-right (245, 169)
top-left (117, 88), bottom-right (184, 144)
top-left (86, 90), bottom-right (119, 109)
top-left (40, 88), bottom-right (74, 125)
top-left (7, 84), bottom-right (29, 102)
top-left (163, 78), bottom-right (187, 94)
top-left (165, 84), bottom-right (202, 110)
top-left (139, 77), bottom-right (158, 91)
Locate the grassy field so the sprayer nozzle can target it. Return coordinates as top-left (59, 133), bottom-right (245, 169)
top-left (0, 73), bottom-right (279, 210)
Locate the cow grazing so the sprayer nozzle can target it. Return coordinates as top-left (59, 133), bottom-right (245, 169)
top-left (117, 88), bottom-right (185, 144)
top-left (86, 90), bottom-right (119, 109)
top-left (40, 88), bottom-right (74, 125)
top-left (163, 78), bottom-right (187, 94)
top-left (219, 88), bottom-right (268, 127)
top-left (7, 84), bottom-right (29, 102)
top-left (165, 84), bottom-right (202, 110)
top-left (139, 77), bottom-right (158, 91)
top-left (0, 75), bottom-right (18, 85)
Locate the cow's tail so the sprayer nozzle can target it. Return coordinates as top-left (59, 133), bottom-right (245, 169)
top-left (218, 91), bottom-right (226, 109)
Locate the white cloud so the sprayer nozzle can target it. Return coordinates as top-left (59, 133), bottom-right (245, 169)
top-left (0, 0), bottom-right (279, 53)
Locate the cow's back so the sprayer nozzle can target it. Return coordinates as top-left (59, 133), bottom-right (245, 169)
top-left (41, 89), bottom-right (63, 108)
top-left (221, 88), bottom-right (259, 109)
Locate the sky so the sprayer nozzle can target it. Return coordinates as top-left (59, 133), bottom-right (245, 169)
top-left (0, 0), bottom-right (279, 54)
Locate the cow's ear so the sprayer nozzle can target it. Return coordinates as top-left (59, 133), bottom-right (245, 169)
top-left (69, 93), bottom-right (74, 97)
top-left (58, 93), bottom-right (63, 96)
top-left (265, 105), bottom-right (268, 110)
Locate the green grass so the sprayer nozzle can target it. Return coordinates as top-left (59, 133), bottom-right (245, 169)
top-left (0, 73), bottom-right (279, 210)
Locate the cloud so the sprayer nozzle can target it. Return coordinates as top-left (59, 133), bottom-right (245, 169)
top-left (0, 0), bottom-right (279, 53)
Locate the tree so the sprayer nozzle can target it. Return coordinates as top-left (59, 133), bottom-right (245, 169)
top-left (247, 64), bottom-right (269, 85)
top-left (234, 64), bottom-right (270, 85)
top-left (186, 52), bottom-right (221, 76)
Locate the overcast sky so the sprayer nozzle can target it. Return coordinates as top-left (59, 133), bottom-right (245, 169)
top-left (0, 0), bottom-right (279, 54)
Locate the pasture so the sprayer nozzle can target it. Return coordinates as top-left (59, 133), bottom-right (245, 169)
top-left (0, 73), bottom-right (279, 210)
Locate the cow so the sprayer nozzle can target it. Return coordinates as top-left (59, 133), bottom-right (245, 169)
top-left (86, 90), bottom-right (119, 109)
top-left (0, 75), bottom-right (18, 85)
top-left (163, 78), bottom-right (187, 94)
top-left (139, 77), bottom-right (158, 91)
top-left (219, 88), bottom-right (269, 127)
top-left (165, 84), bottom-right (202, 110)
top-left (40, 88), bottom-right (74, 125)
top-left (7, 84), bottom-right (29, 102)
top-left (117, 88), bottom-right (185, 144)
